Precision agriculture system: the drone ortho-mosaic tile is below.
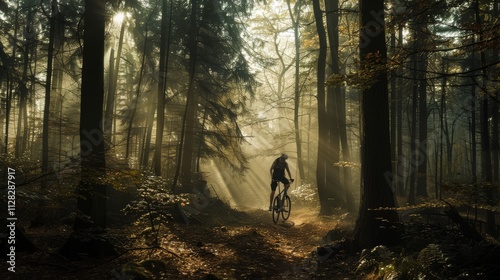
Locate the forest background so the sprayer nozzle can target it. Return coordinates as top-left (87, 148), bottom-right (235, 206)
top-left (0, 0), bottom-right (499, 271)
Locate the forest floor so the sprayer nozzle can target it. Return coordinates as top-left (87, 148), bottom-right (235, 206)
top-left (3, 203), bottom-right (358, 280)
top-left (4, 198), bottom-right (500, 280)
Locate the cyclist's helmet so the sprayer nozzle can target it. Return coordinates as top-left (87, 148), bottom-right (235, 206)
top-left (281, 153), bottom-right (288, 159)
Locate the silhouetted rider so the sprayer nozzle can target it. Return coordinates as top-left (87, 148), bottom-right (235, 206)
top-left (269, 154), bottom-right (293, 211)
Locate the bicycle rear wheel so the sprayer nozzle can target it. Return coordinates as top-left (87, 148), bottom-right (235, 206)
top-left (281, 195), bottom-right (291, 220)
top-left (272, 195), bottom-right (281, 224)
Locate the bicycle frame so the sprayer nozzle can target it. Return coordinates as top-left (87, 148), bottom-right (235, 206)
top-left (271, 179), bottom-right (292, 223)
top-left (275, 184), bottom-right (288, 206)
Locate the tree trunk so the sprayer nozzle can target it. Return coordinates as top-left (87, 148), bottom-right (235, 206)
top-left (51, 6), bottom-right (65, 177)
top-left (41, 0), bottom-right (57, 191)
top-left (390, 14), bottom-right (397, 197)
top-left (312, 0), bottom-right (330, 215)
top-left (175, 0), bottom-right (199, 191)
top-left (396, 26), bottom-right (404, 196)
top-left (104, 17), bottom-right (125, 146)
top-left (126, 26), bottom-right (149, 162)
top-left (4, 1), bottom-right (19, 155)
top-left (339, 85), bottom-right (355, 212)
top-left (141, 99), bottom-right (155, 169)
top-left (439, 58), bottom-right (448, 199)
top-left (74, 0), bottom-right (107, 231)
top-left (16, 11), bottom-right (33, 157)
top-left (354, 0), bottom-right (400, 249)
top-left (492, 0), bottom-right (499, 186)
top-left (475, 0), bottom-right (496, 238)
top-left (153, 0), bottom-right (170, 176)
top-left (416, 35), bottom-right (429, 198)
top-left (408, 52), bottom-right (418, 205)
top-left (325, 0), bottom-right (344, 209)
top-left (4, 77), bottom-right (12, 155)
top-left (287, 0), bottom-right (305, 183)
top-left (105, 48), bottom-right (115, 141)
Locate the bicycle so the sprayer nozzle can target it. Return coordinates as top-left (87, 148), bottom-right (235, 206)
top-left (272, 179), bottom-right (293, 224)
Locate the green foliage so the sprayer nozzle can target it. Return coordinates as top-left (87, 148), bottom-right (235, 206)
top-left (123, 173), bottom-right (187, 245)
top-left (355, 221), bottom-right (500, 280)
top-left (417, 244), bottom-right (447, 274)
top-left (355, 244), bottom-right (451, 279)
top-left (355, 245), bottom-right (396, 276)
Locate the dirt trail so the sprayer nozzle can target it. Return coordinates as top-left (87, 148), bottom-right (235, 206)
top-left (155, 208), bottom-right (354, 279)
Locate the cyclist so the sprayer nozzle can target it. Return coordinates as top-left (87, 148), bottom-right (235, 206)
top-left (269, 153), bottom-right (293, 211)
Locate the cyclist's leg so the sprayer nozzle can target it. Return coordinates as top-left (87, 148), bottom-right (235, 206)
top-left (269, 180), bottom-right (278, 210)
top-left (280, 177), bottom-right (290, 195)
top-left (269, 191), bottom-right (275, 210)
top-left (277, 177), bottom-right (290, 211)
top-left (280, 177), bottom-right (290, 189)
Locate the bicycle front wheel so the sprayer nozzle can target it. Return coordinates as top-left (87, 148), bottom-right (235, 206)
top-left (281, 195), bottom-right (291, 221)
top-left (272, 195), bottom-right (281, 224)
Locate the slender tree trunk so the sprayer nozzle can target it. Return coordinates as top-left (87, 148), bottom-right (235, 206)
top-left (27, 46), bottom-right (36, 154)
top-left (41, 0), bottom-right (57, 191)
top-left (126, 28), bottom-right (149, 161)
top-left (15, 89), bottom-right (26, 157)
top-left (470, 56), bottom-right (477, 183)
top-left (16, 11), bottom-right (33, 157)
top-left (416, 36), bottom-right (429, 198)
top-left (141, 99), bottom-right (155, 169)
top-left (51, 7), bottom-right (64, 175)
top-left (492, 0), bottom-right (499, 185)
top-left (175, 0), bottom-right (199, 191)
top-left (105, 48), bottom-right (115, 138)
top-left (312, 0), bottom-right (330, 215)
top-left (287, 0), bottom-right (305, 183)
top-left (408, 53), bottom-right (418, 205)
top-left (396, 26), bottom-right (404, 196)
top-left (439, 58), bottom-right (448, 199)
top-left (153, 0), bottom-right (170, 176)
top-left (4, 77), bottom-right (12, 155)
top-left (443, 92), bottom-right (454, 179)
top-left (104, 18), bottom-right (125, 145)
top-left (354, 0), bottom-right (400, 249)
top-left (339, 85), bottom-right (355, 212)
top-left (4, 1), bottom-right (19, 155)
top-left (390, 15), bottom-right (397, 197)
top-left (0, 80), bottom-right (3, 152)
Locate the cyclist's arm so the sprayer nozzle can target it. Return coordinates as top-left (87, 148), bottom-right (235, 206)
top-left (286, 164), bottom-right (292, 180)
